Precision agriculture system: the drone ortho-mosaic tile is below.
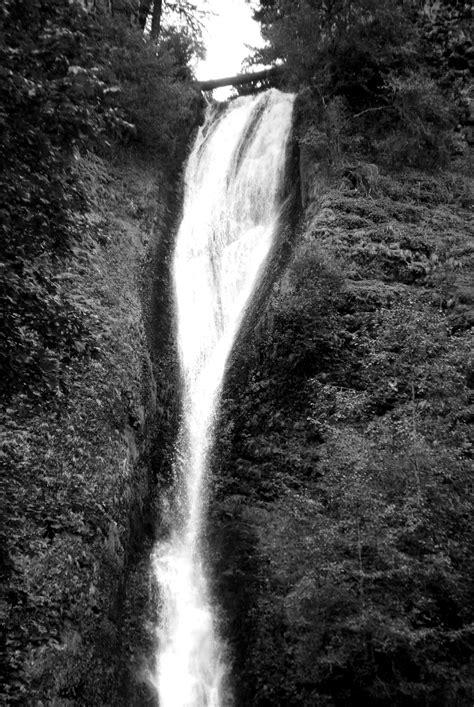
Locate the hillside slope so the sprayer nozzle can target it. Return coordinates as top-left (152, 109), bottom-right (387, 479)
top-left (1, 150), bottom-right (182, 705)
top-left (211, 159), bottom-right (473, 706)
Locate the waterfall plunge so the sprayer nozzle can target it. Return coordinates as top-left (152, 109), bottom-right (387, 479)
top-left (150, 89), bottom-right (295, 707)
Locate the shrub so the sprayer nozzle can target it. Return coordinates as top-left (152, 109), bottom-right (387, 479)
top-left (104, 22), bottom-right (201, 160)
top-left (374, 70), bottom-right (458, 168)
top-left (0, 1), bottom-right (200, 404)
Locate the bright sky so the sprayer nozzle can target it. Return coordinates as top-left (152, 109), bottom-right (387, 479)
top-left (194, 0), bottom-right (264, 84)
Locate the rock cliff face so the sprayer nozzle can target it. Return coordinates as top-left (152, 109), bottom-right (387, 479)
top-left (209, 144), bottom-right (473, 705)
top-left (1, 149), bottom-right (182, 705)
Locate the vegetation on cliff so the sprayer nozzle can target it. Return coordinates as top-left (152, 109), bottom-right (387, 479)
top-left (211, 168), bottom-right (473, 705)
top-left (209, 1), bottom-right (473, 705)
top-left (1, 1), bottom-right (200, 702)
top-left (250, 0), bottom-right (472, 169)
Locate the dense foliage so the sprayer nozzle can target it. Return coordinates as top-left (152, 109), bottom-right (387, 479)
top-left (220, 13), bottom-right (473, 704)
top-left (249, 0), bottom-right (473, 167)
top-left (1, 1), bottom-right (198, 702)
top-left (211, 170), bottom-right (474, 705)
top-left (0, 0), bottom-right (199, 407)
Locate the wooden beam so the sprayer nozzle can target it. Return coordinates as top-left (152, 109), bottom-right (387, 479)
top-left (196, 66), bottom-right (285, 92)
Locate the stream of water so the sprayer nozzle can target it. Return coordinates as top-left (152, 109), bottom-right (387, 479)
top-left (150, 88), bottom-right (295, 707)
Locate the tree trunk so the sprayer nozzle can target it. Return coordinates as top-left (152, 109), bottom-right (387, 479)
top-left (196, 66), bottom-right (285, 92)
top-left (138, 0), bottom-right (153, 28)
top-left (151, 0), bottom-right (163, 38)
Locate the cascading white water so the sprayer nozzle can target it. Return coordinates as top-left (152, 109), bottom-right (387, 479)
top-left (150, 88), bottom-right (294, 707)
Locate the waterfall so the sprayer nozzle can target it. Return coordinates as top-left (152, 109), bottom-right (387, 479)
top-left (150, 88), bottom-right (295, 707)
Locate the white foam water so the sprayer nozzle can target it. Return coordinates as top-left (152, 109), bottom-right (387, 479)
top-left (150, 89), bottom-right (295, 707)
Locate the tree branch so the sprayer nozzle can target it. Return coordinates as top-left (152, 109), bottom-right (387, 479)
top-left (352, 106), bottom-right (388, 120)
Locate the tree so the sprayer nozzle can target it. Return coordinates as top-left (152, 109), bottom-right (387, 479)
top-left (250, 0), bottom-right (467, 167)
top-left (251, 0), bottom-right (418, 101)
top-left (136, 0), bottom-right (205, 39)
top-left (79, 0), bottom-right (205, 40)
top-left (151, 0), bottom-right (163, 37)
